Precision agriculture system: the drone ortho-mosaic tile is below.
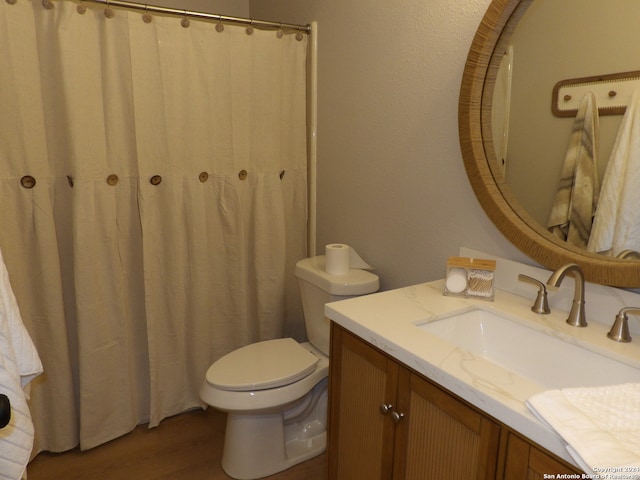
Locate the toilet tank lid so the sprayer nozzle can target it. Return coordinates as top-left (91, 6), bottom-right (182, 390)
top-left (295, 256), bottom-right (379, 295)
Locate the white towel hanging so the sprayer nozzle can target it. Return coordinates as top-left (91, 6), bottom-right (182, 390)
top-left (0, 246), bottom-right (43, 480)
top-left (547, 91), bottom-right (600, 248)
top-left (588, 88), bottom-right (640, 256)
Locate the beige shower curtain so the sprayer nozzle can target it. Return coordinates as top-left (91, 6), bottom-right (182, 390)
top-left (0, 0), bottom-right (308, 453)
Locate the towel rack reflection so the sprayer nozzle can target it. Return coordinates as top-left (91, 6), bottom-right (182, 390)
top-left (552, 70), bottom-right (640, 117)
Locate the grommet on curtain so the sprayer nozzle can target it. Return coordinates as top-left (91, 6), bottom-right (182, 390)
top-left (181, 11), bottom-right (190, 28)
top-left (276, 27), bottom-right (284, 39)
top-left (246, 21), bottom-right (254, 35)
top-left (42, 0), bottom-right (54, 10)
top-left (150, 175), bottom-right (162, 186)
top-left (279, 170), bottom-right (286, 180)
top-left (238, 170), bottom-right (248, 180)
top-left (67, 175), bottom-right (74, 187)
top-left (215, 17), bottom-right (224, 33)
top-left (20, 176), bottom-right (36, 189)
top-left (106, 174), bottom-right (119, 186)
top-left (142, 5), bottom-right (152, 23)
top-left (199, 172), bottom-right (209, 183)
top-left (295, 32), bottom-right (304, 41)
top-left (76, 2), bottom-right (87, 14)
top-left (5, 0), bottom-right (18, 6)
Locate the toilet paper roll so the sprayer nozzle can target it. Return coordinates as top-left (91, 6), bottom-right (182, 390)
top-left (325, 244), bottom-right (373, 275)
top-left (325, 244), bottom-right (350, 275)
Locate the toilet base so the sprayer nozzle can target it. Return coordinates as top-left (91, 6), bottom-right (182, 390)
top-left (220, 379), bottom-right (328, 480)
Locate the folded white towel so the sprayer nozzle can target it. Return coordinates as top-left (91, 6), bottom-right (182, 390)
top-left (0, 247), bottom-right (43, 480)
top-left (527, 383), bottom-right (640, 477)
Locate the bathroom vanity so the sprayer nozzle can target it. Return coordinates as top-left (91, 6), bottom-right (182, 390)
top-left (324, 261), bottom-right (640, 479)
top-left (328, 322), bottom-right (578, 479)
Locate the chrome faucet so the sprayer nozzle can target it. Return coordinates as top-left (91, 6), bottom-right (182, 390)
top-left (546, 263), bottom-right (587, 327)
top-left (607, 307), bottom-right (640, 342)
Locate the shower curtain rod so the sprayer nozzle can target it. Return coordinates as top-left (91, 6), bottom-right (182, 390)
top-left (81, 0), bottom-right (311, 33)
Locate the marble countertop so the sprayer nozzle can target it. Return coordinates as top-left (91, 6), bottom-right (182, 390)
top-left (325, 280), bottom-right (640, 466)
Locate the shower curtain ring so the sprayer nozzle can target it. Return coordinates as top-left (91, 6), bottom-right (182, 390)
top-left (104, 0), bottom-right (114, 18)
top-left (276, 23), bottom-right (284, 38)
top-left (142, 4), bottom-right (152, 23)
top-left (216, 15), bottom-right (224, 32)
top-left (181, 10), bottom-right (190, 28)
top-left (246, 19), bottom-right (254, 35)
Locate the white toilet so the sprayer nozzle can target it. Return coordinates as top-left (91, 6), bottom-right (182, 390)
top-left (199, 255), bottom-right (379, 480)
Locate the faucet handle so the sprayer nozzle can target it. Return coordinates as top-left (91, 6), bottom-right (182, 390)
top-left (518, 274), bottom-right (550, 314)
top-left (607, 307), bottom-right (640, 343)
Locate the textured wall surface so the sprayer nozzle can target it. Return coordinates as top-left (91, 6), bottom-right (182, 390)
top-left (249, 0), bottom-right (529, 289)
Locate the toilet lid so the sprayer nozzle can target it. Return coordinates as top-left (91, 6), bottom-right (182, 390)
top-left (205, 338), bottom-right (319, 391)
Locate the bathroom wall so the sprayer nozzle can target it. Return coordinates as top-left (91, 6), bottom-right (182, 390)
top-left (248, 0), bottom-right (528, 290)
top-left (160, 0), bottom-right (529, 290)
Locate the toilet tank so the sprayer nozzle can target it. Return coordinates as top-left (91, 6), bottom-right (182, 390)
top-left (295, 256), bottom-right (379, 356)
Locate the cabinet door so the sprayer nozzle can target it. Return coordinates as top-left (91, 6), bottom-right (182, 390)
top-left (502, 431), bottom-right (582, 480)
top-left (393, 371), bottom-right (501, 480)
top-left (328, 325), bottom-right (399, 480)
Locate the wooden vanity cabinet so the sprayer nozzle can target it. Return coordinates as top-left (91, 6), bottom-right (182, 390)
top-left (327, 323), bottom-right (398, 479)
top-left (328, 324), bottom-right (500, 480)
top-left (328, 323), bottom-right (582, 480)
top-left (500, 429), bottom-right (582, 480)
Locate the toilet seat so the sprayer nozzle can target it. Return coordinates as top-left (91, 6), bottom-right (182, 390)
top-left (206, 338), bottom-right (319, 392)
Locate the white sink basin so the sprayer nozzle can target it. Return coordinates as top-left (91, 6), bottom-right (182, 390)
top-left (416, 308), bottom-right (640, 389)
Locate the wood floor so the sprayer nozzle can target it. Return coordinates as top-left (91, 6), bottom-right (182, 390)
top-left (27, 408), bottom-right (327, 480)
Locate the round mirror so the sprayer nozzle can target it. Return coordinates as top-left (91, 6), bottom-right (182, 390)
top-left (459, 0), bottom-right (640, 287)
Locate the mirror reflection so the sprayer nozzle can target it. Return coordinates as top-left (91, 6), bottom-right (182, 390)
top-left (490, 0), bottom-right (640, 259)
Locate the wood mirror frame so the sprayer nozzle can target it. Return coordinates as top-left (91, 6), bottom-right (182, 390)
top-left (458, 0), bottom-right (640, 287)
